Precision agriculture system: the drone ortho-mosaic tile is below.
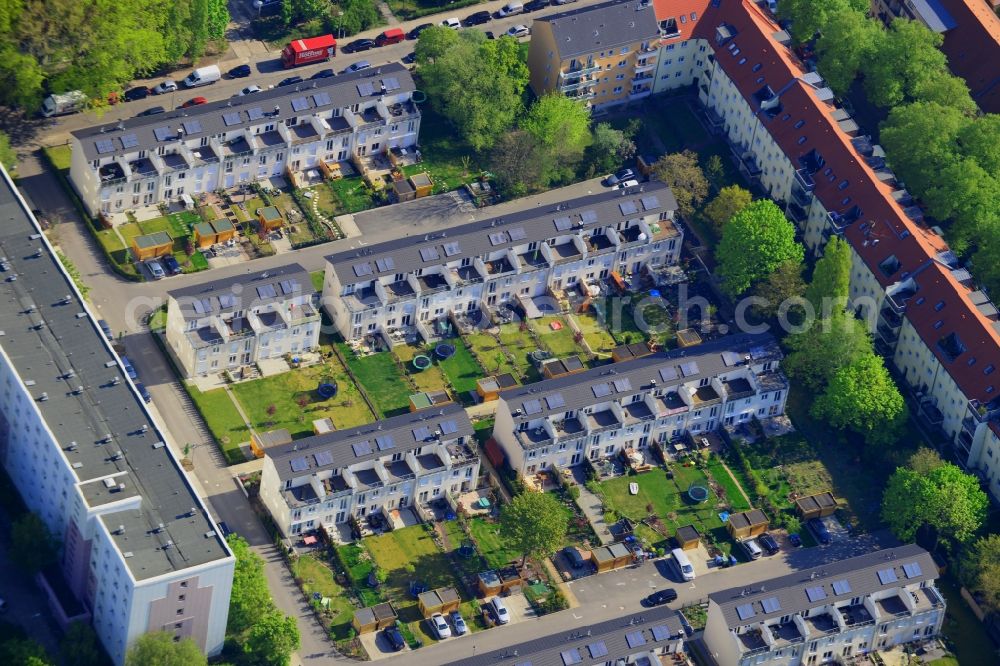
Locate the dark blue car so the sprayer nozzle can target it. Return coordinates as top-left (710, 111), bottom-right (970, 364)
top-left (135, 382), bottom-right (151, 403)
top-left (161, 254), bottom-right (181, 275)
top-left (121, 356), bottom-right (138, 380)
top-left (808, 518), bottom-right (832, 545)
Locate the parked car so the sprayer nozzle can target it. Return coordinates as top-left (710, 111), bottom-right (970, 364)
top-left (450, 610), bottom-right (468, 636)
top-left (183, 64), bottom-right (221, 88)
top-left (644, 589), bottom-right (678, 607)
top-left (758, 533), bottom-right (780, 555)
top-left (441, 17), bottom-right (461, 30)
top-left (228, 64), bottom-right (252, 78)
top-left (401, 51), bottom-right (416, 64)
top-left (343, 38), bottom-right (376, 53)
top-left (135, 382), bottom-right (151, 403)
top-left (615, 178), bottom-right (640, 190)
top-left (123, 86), bottom-right (150, 102)
top-left (121, 356), bottom-right (138, 380)
top-left (553, 0), bottom-right (578, 4)
top-left (277, 76), bottom-right (303, 87)
top-left (161, 254), bottom-right (182, 275)
top-left (139, 106), bottom-right (166, 116)
top-left (488, 597), bottom-right (510, 625)
top-left (151, 80), bottom-right (178, 95)
top-left (146, 259), bottom-right (165, 279)
top-left (524, 0), bottom-right (550, 10)
top-left (180, 96), bottom-right (207, 108)
top-left (310, 68), bottom-right (336, 79)
top-left (497, 1), bottom-right (524, 17)
top-left (603, 167), bottom-right (636, 187)
top-left (342, 61), bottom-right (371, 74)
top-left (506, 24), bottom-right (530, 38)
top-left (407, 23), bottom-right (433, 39)
top-left (809, 518), bottom-right (832, 545)
top-left (741, 538), bottom-right (763, 560)
top-left (383, 623), bottom-right (405, 651)
top-left (98, 319), bottom-right (113, 341)
top-left (238, 85), bottom-right (262, 96)
top-left (484, 31), bottom-right (496, 39)
top-left (217, 521), bottom-right (232, 538)
top-left (430, 613), bottom-right (451, 639)
top-left (465, 10), bottom-right (492, 25)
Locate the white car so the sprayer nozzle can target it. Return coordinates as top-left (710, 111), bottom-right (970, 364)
top-left (489, 596), bottom-right (510, 625)
top-left (343, 60), bottom-right (371, 74)
top-left (506, 24), bottom-right (530, 38)
top-left (442, 17), bottom-right (461, 30)
top-left (430, 612), bottom-right (451, 639)
top-left (146, 259), bottom-right (165, 280)
top-left (238, 85), bottom-right (262, 96)
top-left (553, 0), bottom-right (578, 4)
top-left (151, 80), bottom-right (178, 95)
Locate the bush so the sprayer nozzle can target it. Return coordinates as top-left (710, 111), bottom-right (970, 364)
top-left (567, 485), bottom-right (581, 501)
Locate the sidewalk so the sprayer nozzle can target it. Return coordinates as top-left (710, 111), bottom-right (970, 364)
top-left (575, 481), bottom-right (613, 546)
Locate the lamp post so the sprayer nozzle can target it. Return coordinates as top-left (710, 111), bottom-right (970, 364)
top-left (254, 0), bottom-right (263, 18)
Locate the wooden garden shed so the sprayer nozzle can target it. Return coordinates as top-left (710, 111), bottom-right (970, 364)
top-left (477, 570), bottom-right (502, 597)
top-left (674, 524), bottom-right (701, 550)
top-left (592, 543), bottom-right (633, 573)
top-left (409, 172), bottom-right (433, 198)
top-left (417, 587), bottom-right (460, 618)
top-left (392, 177), bottom-right (415, 203)
top-left (249, 428), bottom-right (292, 459)
top-left (409, 390), bottom-right (451, 411)
top-left (497, 565), bottom-right (523, 593)
top-left (193, 218), bottom-right (236, 248)
top-left (795, 492), bottom-right (839, 520)
top-left (612, 342), bottom-right (653, 363)
top-left (541, 356), bottom-right (586, 379)
top-left (131, 231), bottom-right (172, 261)
top-left (256, 206), bottom-right (284, 233)
top-left (676, 327), bottom-right (703, 348)
top-left (726, 509), bottom-right (769, 540)
top-left (352, 602), bottom-right (397, 634)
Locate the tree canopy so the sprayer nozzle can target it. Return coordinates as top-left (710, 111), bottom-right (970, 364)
top-left (522, 94), bottom-right (592, 186)
top-left (125, 632), bottom-right (206, 666)
top-left (650, 151), bottom-right (708, 220)
top-left (882, 463), bottom-right (988, 547)
top-left (782, 312), bottom-right (871, 391)
top-left (804, 235), bottom-right (852, 314)
top-left (815, 10), bottom-right (882, 94)
top-left (778, 0), bottom-right (868, 43)
top-left (244, 610), bottom-right (300, 666)
top-left (586, 122), bottom-right (636, 176)
top-left (961, 535), bottom-right (1000, 610)
top-left (11, 513), bottom-right (59, 575)
top-left (702, 185), bottom-right (752, 234)
top-left (751, 260), bottom-right (806, 321)
top-left (716, 199), bottom-right (804, 297)
top-left (812, 352), bottom-right (906, 447)
top-left (499, 492), bottom-right (568, 564)
top-left (490, 130), bottom-right (542, 199)
top-left (907, 447), bottom-right (945, 475)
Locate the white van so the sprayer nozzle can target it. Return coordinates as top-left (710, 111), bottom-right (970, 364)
top-left (183, 65), bottom-right (222, 88)
top-left (672, 548), bottom-right (695, 581)
top-left (497, 2), bottom-right (524, 17)
top-left (741, 538), bottom-right (763, 560)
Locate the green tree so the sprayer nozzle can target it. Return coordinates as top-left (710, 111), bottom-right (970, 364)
top-left (716, 199), bottom-right (803, 297)
top-left (125, 631), bottom-right (206, 666)
top-left (882, 464), bottom-right (988, 548)
top-left (960, 535), bottom-right (1000, 609)
top-left (782, 312), bottom-right (871, 391)
top-left (243, 609), bottom-right (300, 666)
top-left (815, 10), bottom-right (882, 94)
top-left (957, 114), bottom-right (1000, 175)
top-left (522, 94), bottom-right (592, 185)
top-left (860, 19), bottom-right (956, 109)
top-left (880, 102), bottom-right (970, 197)
top-left (702, 184), bottom-right (752, 234)
top-left (922, 160), bottom-right (1000, 251)
top-left (227, 535), bottom-right (272, 636)
top-left (972, 240), bottom-right (1000, 302)
top-left (704, 154), bottom-right (725, 192)
top-left (751, 260), bottom-right (806, 320)
top-left (414, 25), bottom-right (461, 63)
top-left (0, 130), bottom-right (16, 175)
top-left (650, 150), bottom-right (709, 219)
top-left (11, 513), bottom-right (59, 575)
top-left (59, 622), bottom-right (105, 666)
top-left (0, 636), bottom-right (51, 666)
top-left (907, 447), bottom-right (944, 474)
top-left (812, 353), bottom-right (906, 447)
top-left (804, 235), bottom-right (852, 313)
top-left (282, 0), bottom-right (328, 27)
top-left (778, 0), bottom-right (867, 43)
top-left (911, 69), bottom-right (977, 113)
top-left (499, 492), bottom-right (568, 564)
top-left (490, 130), bottom-right (543, 198)
top-left (206, 0), bottom-right (230, 41)
top-left (338, 0), bottom-right (380, 36)
top-left (586, 122), bottom-right (636, 175)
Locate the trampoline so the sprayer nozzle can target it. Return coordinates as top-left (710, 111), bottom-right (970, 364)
top-left (458, 541), bottom-right (476, 558)
top-left (317, 382), bottom-right (338, 399)
top-left (435, 343), bottom-right (456, 360)
top-left (530, 349), bottom-right (552, 363)
top-left (650, 289), bottom-right (661, 298)
top-left (412, 355), bottom-right (432, 371)
top-left (687, 484), bottom-right (710, 503)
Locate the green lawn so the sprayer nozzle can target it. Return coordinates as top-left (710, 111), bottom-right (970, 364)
top-left (465, 331), bottom-right (519, 379)
top-left (438, 340), bottom-right (483, 396)
top-left (468, 518), bottom-right (521, 570)
top-left (310, 270), bottom-right (325, 293)
top-left (45, 144), bottom-right (72, 170)
top-left (400, 103), bottom-right (482, 193)
top-left (497, 324), bottom-right (541, 381)
top-left (327, 177), bottom-right (375, 214)
top-left (530, 316), bottom-right (585, 358)
top-left (185, 385), bottom-right (248, 463)
top-left (706, 460), bottom-right (751, 512)
top-left (572, 312), bottom-right (617, 356)
top-left (341, 350), bottom-right (412, 418)
top-left (395, 343), bottom-right (450, 396)
top-left (290, 554), bottom-right (357, 640)
top-left (936, 576), bottom-right (998, 666)
top-left (230, 358), bottom-right (375, 439)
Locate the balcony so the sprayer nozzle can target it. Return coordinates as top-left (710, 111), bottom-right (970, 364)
top-left (786, 202), bottom-right (809, 224)
top-left (344, 285), bottom-right (382, 311)
top-left (659, 391), bottom-right (689, 416)
top-left (554, 416), bottom-right (586, 439)
top-left (560, 76), bottom-right (596, 92)
top-left (634, 60), bottom-right (657, 74)
top-left (188, 325), bottom-right (225, 349)
top-left (550, 242), bottom-right (582, 264)
top-left (221, 137), bottom-right (253, 157)
top-left (790, 182), bottom-right (814, 208)
top-left (563, 63), bottom-right (602, 77)
top-left (770, 622), bottom-right (804, 648)
top-left (840, 604), bottom-right (874, 628)
top-left (290, 123), bottom-right (319, 145)
top-left (723, 377), bottom-right (756, 401)
top-left (587, 234), bottom-right (615, 252)
top-left (879, 306), bottom-right (903, 329)
top-left (876, 323), bottom-right (899, 345)
top-left (452, 265), bottom-right (483, 285)
top-left (444, 440), bottom-right (477, 466)
top-left (287, 302), bottom-right (319, 324)
top-left (692, 385), bottom-right (722, 407)
top-left (385, 460), bottom-right (416, 481)
top-left (619, 225), bottom-right (645, 245)
top-left (385, 280), bottom-right (416, 303)
top-left (518, 250), bottom-right (548, 270)
top-left (416, 453), bottom-right (446, 472)
top-left (254, 311), bottom-right (286, 333)
top-left (804, 613), bottom-right (838, 635)
top-left (128, 158), bottom-right (158, 180)
top-left (919, 398), bottom-right (944, 426)
top-left (586, 409), bottom-right (622, 432)
top-left (189, 145), bottom-right (218, 165)
top-left (416, 272), bottom-right (449, 295)
top-left (161, 152), bottom-right (189, 172)
top-left (354, 468), bottom-right (384, 490)
top-left (567, 88), bottom-right (597, 101)
top-left (877, 594), bottom-right (910, 618)
top-left (485, 257), bottom-right (515, 276)
top-left (257, 130), bottom-right (285, 148)
top-left (737, 630), bottom-right (768, 654)
top-left (623, 401), bottom-right (655, 425)
top-left (518, 426), bottom-right (553, 449)
top-left (629, 88), bottom-right (653, 101)
top-left (98, 162), bottom-right (126, 186)
top-left (911, 586), bottom-right (945, 613)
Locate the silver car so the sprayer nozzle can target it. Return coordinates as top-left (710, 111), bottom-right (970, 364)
top-left (146, 259), bottom-right (165, 279)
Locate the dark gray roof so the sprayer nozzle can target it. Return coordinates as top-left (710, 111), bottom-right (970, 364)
top-left (327, 180), bottom-right (676, 287)
top-left (72, 63), bottom-right (415, 161)
top-left (168, 262), bottom-right (313, 320)
top-left (501, 333), bottom-right (778, 427)
top-left (537, 0), bottom-right (662, 60)
top-left (0, 171), bottom-right (230, 579)
top-left (709, 544), bottom-right (937, 629)
top-left (269, 403), bottom-right (473, 482)
top-left (443, 605), bottom-right (684, 666)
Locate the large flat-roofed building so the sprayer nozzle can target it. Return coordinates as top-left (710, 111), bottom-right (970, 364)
top-left (165, 262), bottom-right (319, 377)
top-left (321, 178), bottom-right (680, 343)
top-left (703, 544), bottom-right (945, 665)
top-left (68, 63), bottom-right (420, 219)
top-left (493, 333), bottom-right (787, 477)
top-left (0, 167), bottom-right (233, 663)
top-left (259, 403), bottom-right (479, 537)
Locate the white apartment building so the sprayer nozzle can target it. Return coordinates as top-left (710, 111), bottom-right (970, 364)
top-left (165, 262), bottom-right (319, 377)
top-left (703, 544), bottom-right (945, 665)
top-left (0, 168), bottom-right (233, 664)
top-left (259, 404), bottom-right (479, 537)
top-left (68, 63), bottom-right (420, 218)
top-left (493, 333), bottom-right (787, 477)
top-left (321, 179), bottom-right (681, 343)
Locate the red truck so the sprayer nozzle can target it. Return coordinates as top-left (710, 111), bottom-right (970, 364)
top-left (281, 34), bottom-right (337, 69)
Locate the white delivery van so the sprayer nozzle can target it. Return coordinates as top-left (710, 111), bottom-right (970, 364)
top-left (672, 548), bottom-right (696, 581)
top-left (183, 65), bottom-right (222, 88)
top-left (40, 90), bottom-right (87, 117)
top-left (497, 2), bottom-right (524, 17)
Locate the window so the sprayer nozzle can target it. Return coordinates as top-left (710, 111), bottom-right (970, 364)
top-left (794, 119), bottom-right (805, 129)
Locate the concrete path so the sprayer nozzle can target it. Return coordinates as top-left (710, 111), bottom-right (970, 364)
top-left (574, 480), bottom-right (613, 546)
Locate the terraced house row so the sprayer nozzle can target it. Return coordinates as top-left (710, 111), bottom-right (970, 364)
top-left (529, 0), bottom-right (1000, 501)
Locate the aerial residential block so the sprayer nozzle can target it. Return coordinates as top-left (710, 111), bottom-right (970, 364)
top-left (492, 333), bottom-right (787, 477)
top-left (0, 168), bottom-right (233, 664)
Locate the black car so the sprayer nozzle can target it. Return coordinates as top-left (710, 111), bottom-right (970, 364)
top-left (401, 51), bottom-right (416, 65)
top-left (383, 624), bottom-right (405, 651)
top-left (758, 533), bottom-right (780, 555)
top-left (484, 30), bottom-right (496, 39)
top-left (603, 167), bottom-right (636, 187)
top-left (139, 106), bottom-right (166, 116)
top-left (465, 10), bottom-right (492, 25)
top-left (644, 589), bottom-right (678, 606)
top-left (217, 521), bottom-right (233, 538)
top-left (310, 68), bottom-right (335, 79)
top-left (228, 64), bottom-right (252, 78)
top-left (524, 0), bottom-right (550, 10)
top-left (407, 23), bottom-right (433, 39)
top-left (343, 38), bottom-right (376, 53)
top-left (277, 76), bottom-right (303, 87)
top-left (135, 382), bottom-right (151, 404)
top-left (123, 86), bottom-right (150, 102)
top-left (808, 518), bottom-right (832, 545)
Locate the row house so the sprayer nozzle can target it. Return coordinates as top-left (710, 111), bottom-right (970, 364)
top-left (321, 179), bottom-right (681, 343)
top-left (165, 263), bottom-right (319, 377)
top-left (68, 63), bottom-right (420, 218)
top-left (492, 333), bottom-right (787, 477)
top-left (259, 404), bottom-right (479, 537)
top-left (703, 544), bottom-right (945, 666)
top-left (0, 169), bottom-right (233, 664)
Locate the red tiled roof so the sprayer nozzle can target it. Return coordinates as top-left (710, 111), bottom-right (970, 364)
top-left (938, 0), bottom-right (1000, 113)
top-left (653, 0), bottom-right (712, 41)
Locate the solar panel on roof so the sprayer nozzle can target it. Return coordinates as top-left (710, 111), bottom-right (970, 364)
top-left (357, 82), bottom-right (375, 96)
top-left (439, 419), bottom-right (458, 435)
top-left (488, 232), bottom-right (508, 246)
top-left (619, 201), bottom-right (638, 215)
top-left (153, 126), bottom-right (172, 142)
top-left (375, 435), bottom-right (395, 451)
top-left (352, 440), bottom-right (372, 457)
top-left (218, 294), bottom-right (236, 309)
top-left (545, 393), bottom-right (566, 409)
top-left (223, 111), bottom-right (242, 126)
top-left (587, 641), bottom-right (608, 658)
top-left (613, 378), bottom-right (632, 392)
top-left (877, 568), bottom-right (898, 585)
top-left (508, 227), bottom-right (527, 241)
top-left (735, 603), bottom-right (756, 620)
top-left (353, 262), bottom-right (373, 277)
top-left (256, 284), bottom-right (277, 299)
top-left (95, 139), bottom-right (115, 154)
top-left (580, 210), bottom-right (598, 224)
top-left (760, 596), bottom-right (781, 613)
top-left (382, 77), bottom-right (400, 91)
top-left (192, 299), bottom-right (207, 314)
top-left (514, 662), bottom-right (532, 666)
top-left (314, 450), bottom-right (334, 466)
top-left (419, 247), bottom-right (440, 262)
top-left (805, 586), bottom-right (827, 602)
top-left (560, 649), bottom-right (581, 666)
top-left (592, 383), bottom-right (611, 398)
top-left (641, 195), bottom-right (660, 211)
top-left (375, 257), bottom-right (395, 272)
top-left (282, 280), bottom-right (300, 295)
top-left (554, 216), bottom-right (572, 231)
top-left (183, 120), bottom-right (203, 134)
top-left (522, 399), bottom-right (542, 415)
top-left (680, 361), bottom-right (700, 377)
top-left (625, 630), bottom-right (646, 648)
top-left (247, 107), bottom-right (265, 121)
top-left (312, 92), bottom-right (331, 107)
top-left (290, 456), bottom-right (309, 473)
top-left (443, 241), bottom-right (461, 257)
top-left (651, 625), bottom-right (671, 642)
top-left (902, 562), bottom-right (923, 579)
top-left (722, 351), bottom-right (742, 366)
top-left (291, 96), bottom-right (310, 112)
top-left (660, 366), bottom-right (679, 381)
top-left (120, 133), bottom-right (138, 149)
top-left (831, 579), bottom-right (852, 595)
top-left (412, 426), bottom-right (431, 441)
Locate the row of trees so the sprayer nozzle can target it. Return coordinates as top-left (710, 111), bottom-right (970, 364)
top-left (279, 0), bottom-right (380, 37)
top-left (0, 0), bottom-right (229, 111)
